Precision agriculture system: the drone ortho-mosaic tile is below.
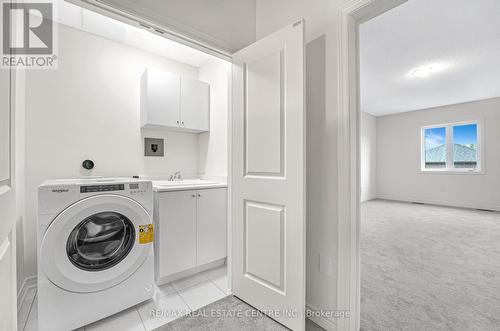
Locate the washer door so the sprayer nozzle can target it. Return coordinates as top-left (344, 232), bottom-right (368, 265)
top-left (41, 194), bottom-right (152, 293)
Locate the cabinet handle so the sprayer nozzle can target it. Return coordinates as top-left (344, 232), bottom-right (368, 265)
top-left (197, 193), bottom-right (201, 197)
top-left (191, 194), bottom-right (196, 198)
top-left (176, 120), bottom-right (180, 124)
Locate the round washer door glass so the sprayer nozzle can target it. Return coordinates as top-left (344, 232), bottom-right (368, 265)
top-left (66, 211), bottom-right (136, 271)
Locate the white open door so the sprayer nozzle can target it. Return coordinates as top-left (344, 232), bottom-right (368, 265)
top-left (231, 20), bottom-right (305, 331)
top-left (0, 25), bottom-right (17, 331)
top-left (1, 3), bottom-right (21, 329)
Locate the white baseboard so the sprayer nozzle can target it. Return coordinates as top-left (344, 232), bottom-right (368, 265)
top-left (376, 195), bottom-right (500, 212)
top-left (306, 303), bottom-right (337, 331)
top-left (17, 276), bottom-right (37, 312)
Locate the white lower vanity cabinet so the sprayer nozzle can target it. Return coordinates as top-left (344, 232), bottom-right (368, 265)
top-left (154, 188), bottom-right (227, 284)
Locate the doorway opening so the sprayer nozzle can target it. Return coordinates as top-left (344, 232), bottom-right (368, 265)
top-left (342, 0), bottom-right (500, 330)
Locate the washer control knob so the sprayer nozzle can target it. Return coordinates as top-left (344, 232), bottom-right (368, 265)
top-left (82, 159), bottom-right (95, 170)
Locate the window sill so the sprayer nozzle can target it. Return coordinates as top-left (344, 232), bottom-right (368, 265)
top-left (418, 170), bottom-right (484, 175)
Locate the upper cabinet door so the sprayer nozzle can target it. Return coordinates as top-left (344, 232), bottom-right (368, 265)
top-left (141, 69), bottom-right (180, 129)
top-left (180, 77), bottom-right (210, 132)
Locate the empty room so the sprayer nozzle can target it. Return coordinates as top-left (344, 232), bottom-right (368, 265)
top-left (359, 0), bottom-right (500, 330)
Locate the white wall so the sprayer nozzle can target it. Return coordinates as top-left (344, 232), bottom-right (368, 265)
top-left (377, 97), bottom-right (500, 211)
top-left (360, 112), bottom-right (377, 202)
top-left (21, 24), bottom-right (203, 279)
top-left (198, 58), bottom-right (230, 178)
top-left (256, 0), bottom-right (350, 326)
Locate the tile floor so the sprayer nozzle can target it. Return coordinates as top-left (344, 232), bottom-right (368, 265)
top-left (18, 265), bottom-right (230, 331)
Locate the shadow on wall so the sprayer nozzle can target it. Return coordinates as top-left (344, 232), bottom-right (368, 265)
top-left (306, 34), bottom-right (338, 319)
top-left (197, 58), bottom-right (230, 177)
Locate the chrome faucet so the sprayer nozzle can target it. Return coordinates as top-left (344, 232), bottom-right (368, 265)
top-left (168, 171), bottom-right (182, 181)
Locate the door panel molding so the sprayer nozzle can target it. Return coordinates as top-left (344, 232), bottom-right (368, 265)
top-left (243, 50), bottom-right (285, 178)
top-left (243, 200), bottom-right (285, 294)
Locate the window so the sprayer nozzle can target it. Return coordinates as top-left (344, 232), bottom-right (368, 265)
top-left (422, 122), bottom-right (480, 172)
top-left (423, 127), bottom-right (447, 169)
top-left (453, 124), bottom-right (478, 169)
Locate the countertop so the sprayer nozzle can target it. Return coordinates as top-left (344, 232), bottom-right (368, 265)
top-left (152, 179), bottom-right (227, 192)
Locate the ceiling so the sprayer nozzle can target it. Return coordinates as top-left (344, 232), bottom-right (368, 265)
top-left (359, 0), bottom-right (500, 116)
top-left (54, 0), bottom-right (213, 67)
top-left (76, 0), bottom-right (257, 53)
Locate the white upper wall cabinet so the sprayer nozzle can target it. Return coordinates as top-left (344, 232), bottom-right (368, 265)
top-left (141, 69), bottom-right (209, 133)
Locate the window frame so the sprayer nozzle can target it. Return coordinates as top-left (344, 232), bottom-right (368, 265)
top-left (420, 120), bottom-right (483, 174)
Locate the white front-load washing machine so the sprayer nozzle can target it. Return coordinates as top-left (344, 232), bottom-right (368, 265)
top-left (37, 178), bottom-right (154, 331)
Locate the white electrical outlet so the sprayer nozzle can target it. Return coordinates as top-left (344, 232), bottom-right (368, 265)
top-left (319, 254), bottom-right (332, 276)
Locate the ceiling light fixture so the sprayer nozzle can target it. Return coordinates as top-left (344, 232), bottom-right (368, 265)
top-left (408, 62), bottom-right (450, 79)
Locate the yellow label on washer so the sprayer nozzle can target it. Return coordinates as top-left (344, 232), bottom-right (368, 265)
top-left (139, 224), bottom-right (154, 244)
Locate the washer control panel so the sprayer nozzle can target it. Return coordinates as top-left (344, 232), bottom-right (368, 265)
top-left (129, 182), bottom-right (148, 195)
top-left (80, 184), bottom-right (125, 193)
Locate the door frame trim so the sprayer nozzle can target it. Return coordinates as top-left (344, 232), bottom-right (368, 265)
top-left (336, 1), bottom-right (407, 330)
top-left (226, 61), bottom-right (234, 292)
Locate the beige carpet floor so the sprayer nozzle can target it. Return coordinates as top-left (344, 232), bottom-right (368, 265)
top-left (361, 200), bottom-right (500, 331)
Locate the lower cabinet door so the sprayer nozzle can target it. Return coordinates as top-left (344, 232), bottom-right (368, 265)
top-left (157, 190), bottom-right (197, 278)
top-left (196, 188), bottom-right (227, 265)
